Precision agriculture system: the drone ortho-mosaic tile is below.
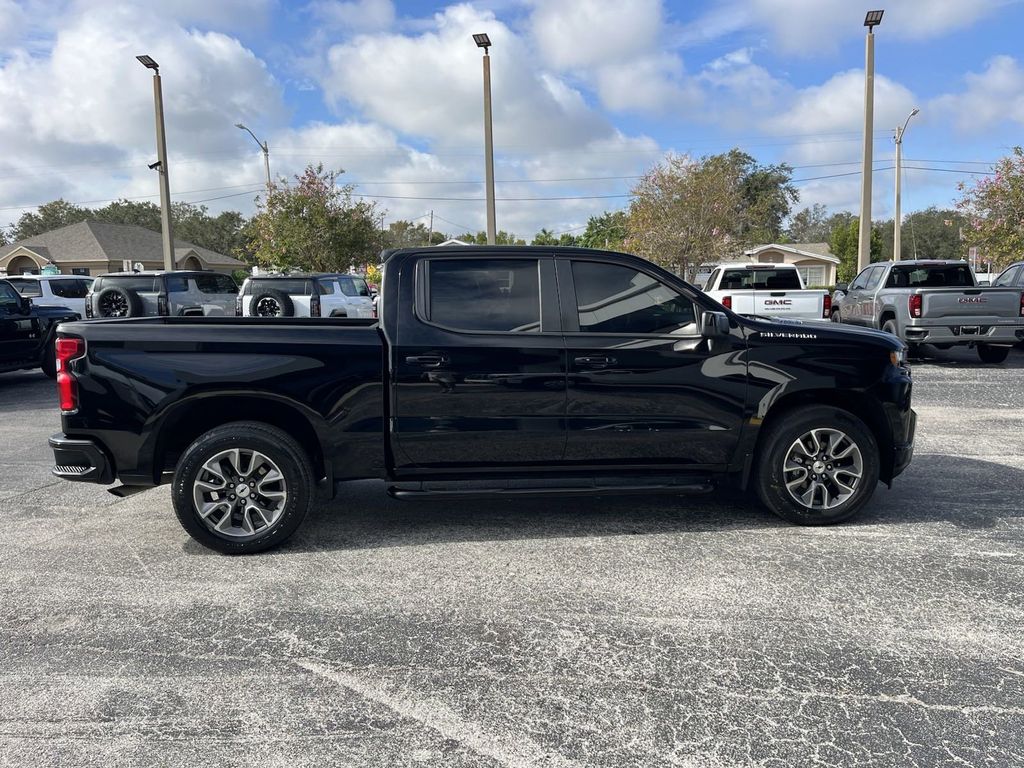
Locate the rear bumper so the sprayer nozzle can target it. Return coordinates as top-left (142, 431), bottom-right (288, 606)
top-left (903, 323), bottom-right (1021, 346)
top-left (49, 433), bottom-right (114, 484)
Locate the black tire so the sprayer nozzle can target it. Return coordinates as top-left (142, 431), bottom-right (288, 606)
top-left (977, 344), bottom-right (1010, 364)
top-left (250, 289), bottom-right (294, 317)
top-left (172, 421), bottom-right (314, 554)
top-left (755, 405), bottom-right (880, 526)
top-left (40, 338), bottom-right (57, 378)
top-left (96, 286), bottom-right (142, 318)
top-left (881, 319), bottom-right (899, 337)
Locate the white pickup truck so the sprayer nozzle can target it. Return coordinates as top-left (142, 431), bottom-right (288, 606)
top-left (702, 263), bottom-right (831, 321)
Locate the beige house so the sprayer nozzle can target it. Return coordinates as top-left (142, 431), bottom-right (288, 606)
top-left (743, 243), bottom-right (840, 287)
top-left (0, 220), bottom-right (246, 277)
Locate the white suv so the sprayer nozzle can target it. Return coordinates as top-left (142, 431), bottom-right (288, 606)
top-left (7, 275), bottom-right (93, 318)
top-left (238, 274), bottom-right (375, 318)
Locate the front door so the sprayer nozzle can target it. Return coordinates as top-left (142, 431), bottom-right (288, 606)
top-left (391, 255), bottom-right (567, 472)
top-left (558, 258), bottom-right (747, 468)
top-left (0, 282), bottom-right (40, 364)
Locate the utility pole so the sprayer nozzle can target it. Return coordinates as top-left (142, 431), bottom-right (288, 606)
top-left (893, 108), bottom-right (919, 261)
top-left (858, 11), bottom-right (884, 273)
top-left (138, 55), bottom-right (174, 271)
top-left (236, 123), bottom-right (271, 192)
top-left (427, 210), bottom-right (434, 245)
top-left (473, 33), bottom-right (497, 245)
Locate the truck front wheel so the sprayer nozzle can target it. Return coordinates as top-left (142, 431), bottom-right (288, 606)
top-left (172, 421), bottom-right (314, 554)
top-left (755, 406), bottom-right (880, 526)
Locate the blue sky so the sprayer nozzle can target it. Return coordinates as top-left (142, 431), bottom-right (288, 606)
top-left (1, 0), bottom-right (1023, 240)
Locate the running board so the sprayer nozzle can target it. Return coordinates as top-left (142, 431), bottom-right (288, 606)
top-left (387, 478), bottom-right (714, 501)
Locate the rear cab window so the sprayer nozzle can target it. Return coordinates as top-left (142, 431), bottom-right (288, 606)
top-left (421, 258), bottom-right (541, 333)
top-left (720, 268), bottom-right (802, 291)
top-left (887, 264), bottom-right (974, 288)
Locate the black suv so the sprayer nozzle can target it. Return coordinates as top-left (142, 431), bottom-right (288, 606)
top-left (0, 279), bottom-right (79, 377)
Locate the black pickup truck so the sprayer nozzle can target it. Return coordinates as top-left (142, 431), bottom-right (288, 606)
top-left (1, 278), bottom-right (79, 377)
top-left (49, 247), bottom-right (916, 553)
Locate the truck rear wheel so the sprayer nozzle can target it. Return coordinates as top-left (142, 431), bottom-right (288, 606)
top-left (171, 421), bottom-right (313, 554)
top-left (755, 405), bottom-right (879, 526)
top-left (977, 344), bottom-right (1010, 364)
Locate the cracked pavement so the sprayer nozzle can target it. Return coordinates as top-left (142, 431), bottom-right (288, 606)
top-left (1, 346), bottom-right (1023, 767)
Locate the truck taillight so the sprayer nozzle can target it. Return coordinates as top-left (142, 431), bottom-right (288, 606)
top-left (311, 295), bottom-right (321, 317)
top-left (1020, 292), bottom-right (1024, 317)
top-left (909, 294), bottom-right (922, 318)
top-left (721, 295), bottom-right (732, 310)
top-left (823, 294), bottom-right (832, 319)
top-left (55, 337), bottom-right (86, 413)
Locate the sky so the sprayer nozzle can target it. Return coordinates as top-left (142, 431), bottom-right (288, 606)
top-left (1, 0), bottom-right (1023, 241)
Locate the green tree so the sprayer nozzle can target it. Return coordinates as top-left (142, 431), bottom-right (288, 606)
top-left (578, 210), bottom-right (628, 250)
top-left (875, 207), bottom-right (965, 262)
top-left (11, 199), bottom-right (91, 240)
top-left (830, 217), bottom-right (882, 283)
top-left (247, 164), bottom-right (381, 272)
top-left (724, 149), bottom-right (799, 244)
top-left (786, 203), bottom-right (830, 242)
top-left (94, 199), bottom-right (163, 230)
top-left (382, 219), bottom-right (441, 249)
top-left (626, 152), bottom-right (745, 277)
top-left (956, 147), bottom-right (1024, 270)
top-left (531, 228), bottom-right (557, 245)
top-left (456, 230), bottom-right (526, 245)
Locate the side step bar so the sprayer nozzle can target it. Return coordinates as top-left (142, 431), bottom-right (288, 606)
top-left (387, 478), bottom-right (714, 501)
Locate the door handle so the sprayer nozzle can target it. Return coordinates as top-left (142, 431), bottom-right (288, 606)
top-left (405, 354), bottom-right (449, 368)
top-left (574, 355), bottom-right (616, 368)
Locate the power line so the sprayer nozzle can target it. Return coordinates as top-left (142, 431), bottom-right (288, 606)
top-left (0, 183), bottom-right (264, 213)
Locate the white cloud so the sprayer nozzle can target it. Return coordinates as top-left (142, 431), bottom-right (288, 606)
top-left (594, 53), bottom-right (702, 114)
top-left (528, 0), bottom-right (663, 70)
top-left (931, 55), bottom-right (1024, 133)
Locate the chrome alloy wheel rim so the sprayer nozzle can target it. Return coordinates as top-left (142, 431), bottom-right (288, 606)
top-left (254, 297), bottom-right (282, 316)
top-left (783, 428), bottom-right (864, 511)
top-left (192, 448), bottom-right (288, 539)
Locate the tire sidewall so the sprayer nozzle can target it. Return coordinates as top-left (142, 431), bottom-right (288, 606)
top-left (756, 406), bottom-right (880, 526)
top-left (250, 290), bottom-right (294, 317)
top-left (172, 424), bottom-right (312, 553)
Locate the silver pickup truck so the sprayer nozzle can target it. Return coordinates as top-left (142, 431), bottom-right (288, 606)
top-left (834, 260), bottom-right (1023, 363)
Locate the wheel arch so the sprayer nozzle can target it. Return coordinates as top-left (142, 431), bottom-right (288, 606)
top-left (752, 389), bottom-right (895, 485)
top-left (150, 394), bottom-right (329, 487)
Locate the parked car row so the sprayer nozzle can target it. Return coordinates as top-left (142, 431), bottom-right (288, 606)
top-left (0, 269), bottom-right (377, 377)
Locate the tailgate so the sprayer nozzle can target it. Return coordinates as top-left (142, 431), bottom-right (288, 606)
top-left (920, 288), bottom-right (1022, 321)
top-left (750, 290), bottom-right (824, 319)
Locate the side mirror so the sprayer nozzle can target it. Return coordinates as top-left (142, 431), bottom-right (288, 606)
top-left (702, 310), bottom-right (730, 338)
top-left (834, 283), bottom-right (848, 293)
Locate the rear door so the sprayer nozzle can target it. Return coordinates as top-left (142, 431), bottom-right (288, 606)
top-left (559, 257), bottom-right (747, 468)
top-left (192, 273), bottom-right (238, 315)
top-left (391, 255), bottom-right (567, 471)
top-left (337, 275), bottom-right (375, 318)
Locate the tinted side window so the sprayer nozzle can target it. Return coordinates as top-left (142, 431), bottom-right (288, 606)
top-left (7, 279), bottom-right (41, 297)
top-left (994, 266), bottom-right (1020, 287)
top-left (104, 277), bottom-right (158, 292)
top-left (0, 282), bottom-right (22, 307)
top-left (49, 279), bottom-right (89, 299)
top-left (427, 259), bottom-right (540, 333)
top-left (317, 280), bottom-right (336, 295)
top-left (703, 268), bottom-right (720, 292)
top-left (165, 276), bottom-right (189, 293)
top-left (250, 279), bottom-right (311, 295)
top-left (865, 267), bottom-right (885, 290)
top-left (849, 269), bottom-right (870, 290)
top-left (572, 261), bottom-right (696, 335)
top-left (195, 274), bottom-right (238, 294)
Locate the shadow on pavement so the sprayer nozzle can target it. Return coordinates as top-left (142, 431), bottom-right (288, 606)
top-left (910, 344), bottom-right (1024, 369)
top-left (270, 453), bottom-right (1023, 553)
top-left (0, 370), bottom-right (54, 407)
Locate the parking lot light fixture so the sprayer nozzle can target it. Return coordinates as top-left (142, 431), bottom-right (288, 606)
top-left (236, 122), bottom-right (272, 192)
top-left (473, 32), bottom-right (496, 245)
top-left (857, 10), bottom-right (883, 273)
top-left (893, 107), bottom-right (920, 261)
top-left (137, 53), bottom-right (174, 271)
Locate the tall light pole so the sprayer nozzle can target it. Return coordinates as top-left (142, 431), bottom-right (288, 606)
top-left (473, 33), bottom-right (497, 245)
top-left (857, 10), bottom-right (884, 273)
top-left (137, 55), bottom-right (174, 271)
top-left (236, 123), bottom-right (272, 192)
top-left (893, 107), bottom-right (919, 262)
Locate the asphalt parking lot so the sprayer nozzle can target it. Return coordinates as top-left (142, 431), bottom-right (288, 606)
top-left (1, 347), bottom-right (1022, 767)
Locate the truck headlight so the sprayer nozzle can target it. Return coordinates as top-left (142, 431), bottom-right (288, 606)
top-left (890, 348), bottom-right (906, 367)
